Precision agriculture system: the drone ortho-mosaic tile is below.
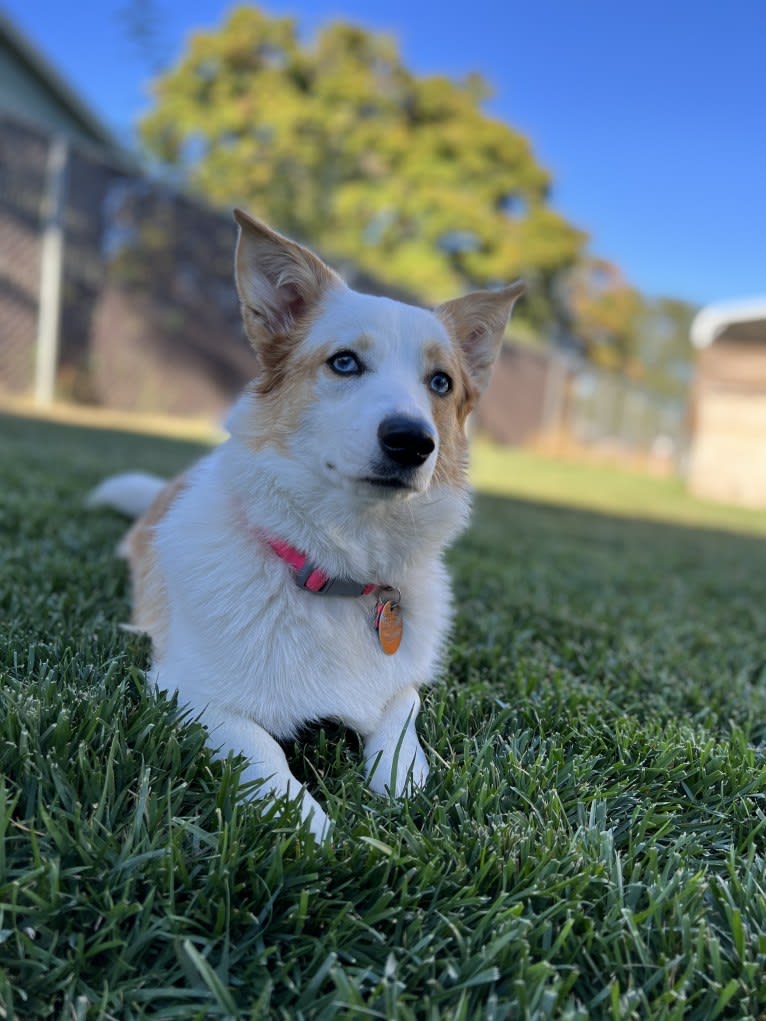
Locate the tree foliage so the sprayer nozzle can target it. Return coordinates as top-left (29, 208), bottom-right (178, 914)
top-left (562, 258), bottom-right (645, 372)
top-left (635, 297), bottom-right (697, 396)
top-left (139, 6), bottom-right (697, 391)
top-left (140, 7), bottom-right (584, 317)
top-left (561, 260), bottom-right (696, 387)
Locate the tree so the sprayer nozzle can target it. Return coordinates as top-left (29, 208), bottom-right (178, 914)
top-left (561, 257), bottom-right (644, 372)
top-left (557, 260), bottom-right (697, 391)
top-left (634, 297), bottom-right (697, 396)
top-left (140, 7), bottom-right (584, 320)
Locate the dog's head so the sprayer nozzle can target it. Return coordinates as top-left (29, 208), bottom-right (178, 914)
top-left (232, 209), bottom-right (523, 503)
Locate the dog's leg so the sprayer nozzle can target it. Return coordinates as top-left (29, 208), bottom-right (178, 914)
top-left (363, 686), bottom-right (429, 797)
top-left (204, 708), bottom-right (331, 842)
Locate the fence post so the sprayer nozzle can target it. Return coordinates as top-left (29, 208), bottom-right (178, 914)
top-left (540, 350), bottom-right (569, 446)
top-left (34, 134), bottom-right (69, 406)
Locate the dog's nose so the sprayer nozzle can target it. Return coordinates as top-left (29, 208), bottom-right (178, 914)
top-left (378, 416), bottom-right (436, 467)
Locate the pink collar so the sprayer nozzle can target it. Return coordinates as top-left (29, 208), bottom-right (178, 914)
top-left (266, 536), bottom-right (378, 597)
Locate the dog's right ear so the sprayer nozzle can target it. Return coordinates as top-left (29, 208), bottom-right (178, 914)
top-left (233, 209), bottom-right (343, 345)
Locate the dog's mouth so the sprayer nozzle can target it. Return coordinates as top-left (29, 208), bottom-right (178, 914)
top-left (363, 474), bottom-right (414, 491)
top-left (325, 461), bottom-right (421, 494)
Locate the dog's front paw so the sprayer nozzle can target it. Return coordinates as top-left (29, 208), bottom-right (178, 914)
top-left (365, 737), bottom-right (429, 798)
top-left (408, 742), bottom-right (430, 792)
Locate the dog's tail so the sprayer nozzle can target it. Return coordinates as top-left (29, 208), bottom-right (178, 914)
top-left (86, 472), bottom-right (167, 519)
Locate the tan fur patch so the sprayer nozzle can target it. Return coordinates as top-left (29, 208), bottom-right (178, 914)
top-left (435, 282), bottom-right (525, 393)
top-left (243, 334), bottom-right (375, 453)
top-left (432, 286), bottom-right (523, 488)
top-left (122, 473), bottom-right (188, 657)
top-left (243, 330), bottom-right (333, 453)
top-left (234, 210), bottom-right (347, 453)
top-left (424, 342), bottom-right (478, 489)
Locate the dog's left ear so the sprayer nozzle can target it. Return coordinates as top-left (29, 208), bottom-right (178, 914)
top-left (234, 209), bottom-right (343, 343)
top-left (436, 282), bottom-right (526, 392)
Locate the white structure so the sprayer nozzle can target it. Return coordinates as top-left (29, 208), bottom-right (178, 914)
top-left (691, 298), bottom-right (766, 350)
top-left (688, 298), bottom-right (766, 508)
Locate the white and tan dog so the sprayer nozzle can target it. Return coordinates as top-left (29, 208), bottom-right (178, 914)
top-left (89, 211), bottom-right (523, 840)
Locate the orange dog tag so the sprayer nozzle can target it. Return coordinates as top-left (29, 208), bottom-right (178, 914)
top-left (374, 595), bottom-right (403, 655)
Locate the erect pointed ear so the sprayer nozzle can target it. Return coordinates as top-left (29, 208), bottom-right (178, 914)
top-left (435, 281), bottom-right (526, 393)
top-left (233, 209), bottom-right (343, 345)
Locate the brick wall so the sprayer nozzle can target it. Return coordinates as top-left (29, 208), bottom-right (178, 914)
top-left (474, 342), bottom-right (553, 444)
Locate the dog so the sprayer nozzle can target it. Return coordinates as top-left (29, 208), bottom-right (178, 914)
top-left (88, 210), bottom-right (524, 840)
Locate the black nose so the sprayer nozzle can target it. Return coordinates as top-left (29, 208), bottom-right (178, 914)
top-left (378, 416), bottom-right (436, 468)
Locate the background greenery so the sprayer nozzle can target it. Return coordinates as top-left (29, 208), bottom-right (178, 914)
top-left (139, 6), bottom-right (696, 390)
top-left (2, 412), bottom-right (766, 1018)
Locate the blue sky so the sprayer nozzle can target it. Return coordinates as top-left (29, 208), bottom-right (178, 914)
top-left (7, 0), bottom-right (765, 307)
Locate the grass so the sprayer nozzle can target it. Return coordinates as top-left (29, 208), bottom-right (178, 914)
top-left (471, 441), bottom-right (766, 537)
top-left (2, 411), bottom-right (766, 1019)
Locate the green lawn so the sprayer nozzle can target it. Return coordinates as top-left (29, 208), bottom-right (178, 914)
top-left (471, 441), bottom-right (766, 537)
top-left (2, 412), bottom-right (766, 1020)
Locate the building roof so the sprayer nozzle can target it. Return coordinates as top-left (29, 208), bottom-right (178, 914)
top-left (0, 10), bottom-right (122, 152)
top-left (691, 298), bottom-right (766, 349)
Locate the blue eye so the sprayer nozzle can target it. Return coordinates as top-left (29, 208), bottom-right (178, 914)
top-left (328, 350), bottom-right (363, 376)
top-left (429, 371), bottom-right (452, 396)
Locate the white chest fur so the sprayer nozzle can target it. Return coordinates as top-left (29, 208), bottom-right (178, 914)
top-left (149, 447), bottom-right (456, 741)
